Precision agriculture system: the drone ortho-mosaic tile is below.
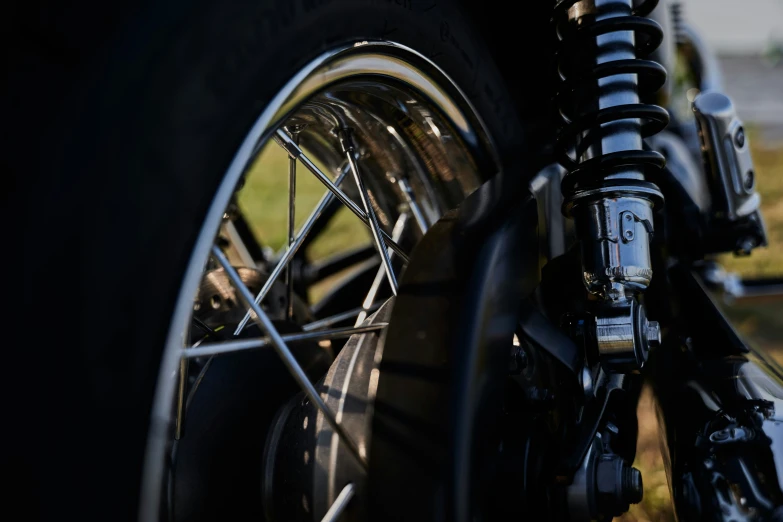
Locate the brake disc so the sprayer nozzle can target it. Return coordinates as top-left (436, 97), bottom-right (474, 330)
top-left (262, 300), bottom-right (393, 521)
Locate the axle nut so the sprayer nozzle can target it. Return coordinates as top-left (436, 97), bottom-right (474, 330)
top-left (596, 455), bottom-right (644, 517)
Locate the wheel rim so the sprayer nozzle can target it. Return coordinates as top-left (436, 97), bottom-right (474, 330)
top-left (140, 41), bottom-right (501, 521)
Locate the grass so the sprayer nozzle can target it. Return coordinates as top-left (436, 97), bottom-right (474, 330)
top-left (236, 139), bottom-right (371, 301)
top-left (237, 130), bottom-right (783, 522)
top-left (237, 140), bottom-right (369, 261)
top-left (617, 387), bottom-right (677, 522)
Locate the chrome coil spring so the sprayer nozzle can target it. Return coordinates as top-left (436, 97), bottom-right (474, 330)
top-left (552, 0), bottom-right (670, 201)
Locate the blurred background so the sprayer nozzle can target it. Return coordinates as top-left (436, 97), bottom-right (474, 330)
top-left (619, 1), bottom-right (783, 521)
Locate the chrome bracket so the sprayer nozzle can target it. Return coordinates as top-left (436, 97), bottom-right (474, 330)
top-left (595, 298), bottom-right (660, 373)
top-left (693, 91), bottom-right (767, 255)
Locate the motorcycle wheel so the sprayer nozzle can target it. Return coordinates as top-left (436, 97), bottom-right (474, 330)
top-left (15, 1), bottom-right (535, 520)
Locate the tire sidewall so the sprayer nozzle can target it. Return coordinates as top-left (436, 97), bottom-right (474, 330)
top-left (22, 1), bottom-right (527, 519)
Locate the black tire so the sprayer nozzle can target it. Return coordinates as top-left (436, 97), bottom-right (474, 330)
top-left (13, 1), bottom-right (533, 520)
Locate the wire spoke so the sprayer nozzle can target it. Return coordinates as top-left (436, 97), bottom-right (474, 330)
top-left (175, 335), bottom-right (209, 440)
top-left (211, 245), bottom-right (368, 470)
top-left (184, 355), bottom-right (214, 411)
top-left (321, 483), bottom-right (356, 522)
top-left (174, 356), bottom-right (188, 440)
top-left (338, 129), bottom-right (398, 295)
top-left (274, 129), bottom-right (409, 263)
top-left (397, 177), bottom-right (429, 235)
top-left (302, 302), bottom-right (383, 332)
top-left (234, 166), bottom-right (349, 335)
top-left (286, 128), bottom-right (299, 320)
top-left (356, 212), bottom-right (408, 325)
top-left (183, 323), bottom-right (387, 359)
top-left (192, 316), bottom-right (217, 337)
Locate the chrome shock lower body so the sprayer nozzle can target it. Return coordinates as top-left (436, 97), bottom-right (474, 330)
top-left (554, 0), bottom-right (669, 371)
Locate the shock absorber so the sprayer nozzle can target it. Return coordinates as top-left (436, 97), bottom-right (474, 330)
top-left (553, 0), bottom-right (669, 372)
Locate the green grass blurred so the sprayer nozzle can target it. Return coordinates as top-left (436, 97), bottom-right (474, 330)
top-left (237, 140), bottom-right (370, 262)
top-left (236, 140), bottom-right (371, 301)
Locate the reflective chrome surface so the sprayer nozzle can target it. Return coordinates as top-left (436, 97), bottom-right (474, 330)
top-left (693, 92), bottom-right (760, 222)
top-left (575, 194), bottom-right (658, 298)
top-left (303, 303), bottom-right (383, 332)
top-left (595, 298), bottom-right (659, 372)
top-left (274, 129), bottom-right (408, 260)
top-left (691, 91), bottom-right (767, 255)
top-left (285, 128), bottom-right (300, 320)
top-left (320, 483), bottom-right (356, 522)
top-left (182, 323), bottom-right (387, 359)
top-left (141, 42), bottom-right (499, 521)
top-left (339, 129), bottom-right (398, 294)
top-left (356, 212), bottom-right (408, 325)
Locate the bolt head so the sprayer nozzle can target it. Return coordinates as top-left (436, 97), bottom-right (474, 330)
top-left (735, 127), bottom-right (746, 148)
top-left (736, 238), bottom-right (755, 256)
top-left (744, 169), bottom-right (755, 191)
top-left (595, 456), bottom-right (644, 516)
top-left (645, 321), bottom-right (661, 349)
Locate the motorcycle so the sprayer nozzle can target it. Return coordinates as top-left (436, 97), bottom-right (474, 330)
top-left (12, 0), bottom-right (783, 520)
